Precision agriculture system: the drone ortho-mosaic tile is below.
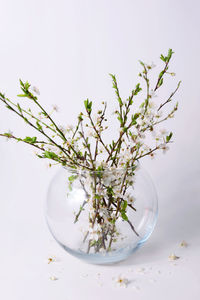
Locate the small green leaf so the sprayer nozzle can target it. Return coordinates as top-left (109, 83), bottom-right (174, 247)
top-left (160, 54), bottom-right (167, 62)
top-left (4, 132), bottom-right (12, 138)
top-left (17, 103), bottom-right (22, 113)
top-left (159, 71), bottom-right (164, 78)
top-left (68, 175), bottom-right (78, 182)
top-left (167, 48), bottom-right (174, 60)
top-left (110, 218), bottom-right (116, 224)
top-left (36, 120), bottom-right (42, 131)
top-left (139, 60), bottom-right (145, 67)
top-left (84, 99), bottom-right (89, 110)
top-left (90, 240), bottom-right (97, 247)
top-left (78, 113), bottom-right (83, 121)
top-left (84, 99), bottom-right (92, 114)
top-left (0, 92), bottom-right (5, 99)
top-left (117, 115), bottom-right (123, 125)
top-left (131, 113), bottom-right (139, 125)
top-left (17, 94), bottom-right (27, 97)
top-left (24, 81), bottom-right (30, 90)
top-left (157, 78), bottom-right (163, 88)
top-left (23, 136), bottom-right (37, 144)
top-left (134, 83), bottom-right (142, 95)
top-left (44, 151), bottom-right (59, 160)
top-left (6, 105), bottom-right (13, 110)
top-left (121, 212), bottom-right (128, 221)
top-left (166, 132), bottom-right (173, 143)
top-left (117, 94), bottom-right (123, 106)
top-left (121, 200), bottom-right (128, 211)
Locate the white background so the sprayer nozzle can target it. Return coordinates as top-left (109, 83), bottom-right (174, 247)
top-left (0, 0), bottom-right (200, 299)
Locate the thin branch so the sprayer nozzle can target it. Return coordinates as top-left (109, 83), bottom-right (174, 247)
top-left (0, 134), bottom-right (45, 151)
top-left (158, 81), bottom-right (181, 111)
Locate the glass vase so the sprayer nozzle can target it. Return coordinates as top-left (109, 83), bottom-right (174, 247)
top-left (45, 164), bottom-right (158, 264)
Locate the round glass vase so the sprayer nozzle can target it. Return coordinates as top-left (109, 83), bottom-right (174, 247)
top-left (45, 164), bottom-right (158, 264)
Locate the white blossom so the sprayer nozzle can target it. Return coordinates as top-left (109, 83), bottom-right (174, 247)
top-left (32, 86), bottom-right (40, 95)
top-left (88, 223), bottom-right (101, 241)
top-left (160, 143), bottom-right (169, 154)
top-left (50, 276), bottom-right (58, 281)
top-left (66, 124), bottom-right (73, 131)
top-left (150, 62), bottom-right (156, 69)
top-left (5, 130), bottom-right (13, 141)
top-left (93, 114), bottom-right (101, 124)
top-left (87, 129), bottom-right (94, 137)
top-left (150, 152), bottom-right (156, 159)
top-left (115, 275), bottom-right (129, 288)
top-left (52, 105), bottom-right (59, 112)
top-left (168, 253), bottom-right (180, 261)
top-left (149, 90), bottom-right (157, 98)
top-left (180, 240), bottom-right (188, 247)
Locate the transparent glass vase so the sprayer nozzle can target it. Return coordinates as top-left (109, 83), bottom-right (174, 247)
top-left (45, 164), bottom-right (158, 264)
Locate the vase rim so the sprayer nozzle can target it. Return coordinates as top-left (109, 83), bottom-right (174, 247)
top-left (62, 161), bottom-right (139, 174)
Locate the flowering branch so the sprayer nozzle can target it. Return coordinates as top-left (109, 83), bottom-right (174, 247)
top-left (0, 49), bottom-right (181, 254)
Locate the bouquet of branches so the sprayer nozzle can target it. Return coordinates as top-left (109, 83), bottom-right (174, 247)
top-left (0, 49), bottom-right (180, 253)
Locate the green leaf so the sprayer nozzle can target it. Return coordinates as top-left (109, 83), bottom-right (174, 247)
top-left (160, 54), bottom-right (167, 62)
top-left (121, 212), bottom-right (128, 221)
top-left (107, 186), bottom-right (114, 196)
top-left (160, 49), bottom-right (174, 64)
top-left (4, 132), bottom-right (12, 138)
top-left (17, 94), bottom-right (27, 97)
top-left (159, 71), bottom-right (164, 78)
top-left (157, 78), bottom-right (163, 88)
top-left (109, 73), bottom-right (123, 106)
top-left (140, 102), bottom-right (145, 108)
top-left (116, 94), bottom-right (123, 106)
top-left (0, 92), bottom-right (5, 99)
top-left (36, 120), bottom-right (42, 131)
top-left (167, 48), bottom-right (174, 60)
top-left (121, 200), bottom-right (128, 211)
top-left (84, 99), bottom-right (89, 110)
top-left (6, 105), bottom-right (13, 110)
top-left (110, 218), bottom-right (116, 224)
top-left (139, 60), bottom-right (145, 67)
top-left (134, 83), bottom-right (142, 95)
top-left (117, 115), bottom-right (123, 125)
top-left (43, 151), bottom-right (59, 160)
top-left (90, 240), bottom-right (97, 247)
top-left (24, 81), bottom-right (30, 90)
top-left (131, 113), bottom-right (139, 125)
top-left (68, 175), bottom-right (78, 182)
top-left (166, 132), bottom-right (173, 143)
top-left (19, 79), bottom-right (24, 87)
top-left (84, 99), bottom-right (92, 114)
top-left (78, 113), bottom-right (83, 121)
top-left (23, 136), bottom-right (37, 144)
top-left (96, 165), bottom-right (104, 178)
top-left (17, 103), bottom-right (22, 113)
